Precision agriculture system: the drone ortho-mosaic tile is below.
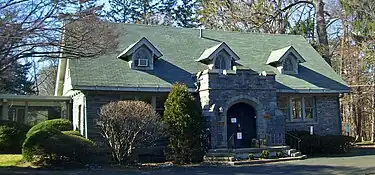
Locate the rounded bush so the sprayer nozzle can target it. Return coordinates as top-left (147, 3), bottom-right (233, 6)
top-left (41, 134), bottom-right (97, 164)
top-left (23, 127), bottom-right (97, 164)
top-left (62, 131), bottom-right (83, 137)
top-left (22, 127), bottom-right (62, 161)
top-left (0, 120), bottom-right (31, 154)
top-left (26, 119), bottom-right (72, 138)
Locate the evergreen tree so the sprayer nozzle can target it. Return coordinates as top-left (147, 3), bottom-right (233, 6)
top-left (159, 0), bottom-right (178, 26)
top-left (174, 0), bottom-right (199, 28)
top-left (131, 0), bottom-right (160, 24)
top-left (105, 0), bottom-right (133, 23)
top-left (0, 61), bottom-right (34, 95)
top-left (163, 83), bottom-right (205, 163)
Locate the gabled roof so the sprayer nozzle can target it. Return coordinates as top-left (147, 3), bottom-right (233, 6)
top-left (64, 24), bottom-right (350, 93)
top-left (196, 42), bottom-right (240, 62)
top-left (117, 37), bottom-right (163, 60)
top-left (266, 46), bottom-right (306, 65)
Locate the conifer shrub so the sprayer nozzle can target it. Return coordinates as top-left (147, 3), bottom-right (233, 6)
top-left (163, 83), bottom-right (205, 164)
top-left (0, 120), bottom-right (31, 153)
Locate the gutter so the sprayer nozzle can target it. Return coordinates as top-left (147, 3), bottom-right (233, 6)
top-left (74, 86), bottom-right (197, 93)
top-left (277, 89), bottom-right (350, 94)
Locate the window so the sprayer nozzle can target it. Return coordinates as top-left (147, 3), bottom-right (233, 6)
top-left (304, 97), bottom-right (315, 120)
top-left (214, 51), bottom-right (230, 69)
top-left (282, 54), bottom-right (298, 73)
top-left (278, 96), bottom-right (289, 120)
top-left (134, 47), bottom-right (152, 67)
top-left (277, 96), bottom-right (316, 122)
top-left (138, 59), bottom-right (148, 67)
top-left (291, 97), bottom-right (302, 120)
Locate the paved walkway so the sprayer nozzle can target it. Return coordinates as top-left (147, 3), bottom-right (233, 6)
top-left (1, 147), bottom-right (375, 175)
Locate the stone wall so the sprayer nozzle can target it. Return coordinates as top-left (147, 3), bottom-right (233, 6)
top-left (197, 69), bottom-right (285, 148)
top-left (285, 95), bottom-right (341, 135)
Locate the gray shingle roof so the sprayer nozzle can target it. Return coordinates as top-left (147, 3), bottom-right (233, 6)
top-left (69, 24), bottom-right (349, 92)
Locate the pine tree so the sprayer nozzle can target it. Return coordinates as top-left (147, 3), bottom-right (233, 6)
top-left (163, 83), bottom-right (205, 163)
top-left (132, 0), bottom-right (160, 24)
top-left (159, 0), bottom-right (178, 26)
top-left (173, 0), bottom-right (199, 28)
top-left (0, 61), bottom-right (34, 95)
top-left (105, 0), bottom-right (133, 23)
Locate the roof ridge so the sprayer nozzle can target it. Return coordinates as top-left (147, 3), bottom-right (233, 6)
top-left (116, 23), bottom-right (305, 38)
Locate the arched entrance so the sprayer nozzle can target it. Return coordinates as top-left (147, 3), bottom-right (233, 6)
top-left (227, 102), bottom-right (256, 148)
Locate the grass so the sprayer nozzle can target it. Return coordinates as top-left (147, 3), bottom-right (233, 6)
top-left (0, 154), bottom-right (23, 167)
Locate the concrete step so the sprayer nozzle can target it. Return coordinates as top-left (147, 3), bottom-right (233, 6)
top-left (287, 149), bottom-right (297, 156)
top-left (204, 156), bottom-right (234, 161)
top-left (290, 152), bottom-right (302, 157)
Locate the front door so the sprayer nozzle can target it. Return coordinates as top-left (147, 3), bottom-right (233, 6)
top-left (227, 102), bottom-right (256, 148)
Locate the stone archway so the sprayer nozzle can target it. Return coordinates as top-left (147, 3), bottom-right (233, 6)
top-left (227, 102), bottom-right (256, 148)
top-left (222, 96), bottom-right (267, 148)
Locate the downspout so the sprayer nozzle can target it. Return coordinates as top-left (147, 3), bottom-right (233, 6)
top-left (84, 95), bottom-right (88, 139)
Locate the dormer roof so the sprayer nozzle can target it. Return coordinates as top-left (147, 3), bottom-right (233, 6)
top-left (266, 46), bottom-right (306, 65)
top-left (196, 42), bottom-right (240, 62)
top-left (117, 37), bottom-right (163, 61)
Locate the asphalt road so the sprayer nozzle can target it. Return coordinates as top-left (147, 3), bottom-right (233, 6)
top-left (1, 147), bottom-right (375, 175)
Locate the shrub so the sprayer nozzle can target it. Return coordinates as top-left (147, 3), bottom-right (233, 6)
top-left (276, 151), bottom-right (283, 158)
top-left (0, 120), bottom-right (31, 153)
top-left (26, 119), bottom-right (72, 138)
top-left (163, 83), bottom-right (205, 164)
top-left (98, 100), bottom-right (166, 164)
top-left (288, 131), bottom-right (355, 155)
top-left (248, 153), bottom-right (255, 160)
top-left (22, 127), bottom-right (62, 161)
top-left (62, 131), bottom-right (83, 137)
top-left (22, 127), bottom-right (97, 164)
top-left (261, 150), bottom-right (270, 159)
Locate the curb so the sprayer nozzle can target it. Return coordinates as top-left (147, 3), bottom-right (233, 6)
top-left (203, 155), bottom-right (307, 166)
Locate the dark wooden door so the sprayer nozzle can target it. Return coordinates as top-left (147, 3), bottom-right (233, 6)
top-left (227, 103), bottom-right (256, 148)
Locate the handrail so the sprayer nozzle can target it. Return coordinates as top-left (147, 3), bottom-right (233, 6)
top-left (285, 132), bottom-right (302, 150)
top-left (227, 133), bottom-right (236, 150)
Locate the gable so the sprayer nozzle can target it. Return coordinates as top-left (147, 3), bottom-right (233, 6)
top-left (67, 24), bottom-right (349, 93)
top-left (117, 37), bottom-right (163, 61)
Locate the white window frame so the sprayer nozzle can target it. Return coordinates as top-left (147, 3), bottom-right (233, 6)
top-left (279, 96), bottom-right (316, 122)
top-left (138, 58), bottom-right (149, 67)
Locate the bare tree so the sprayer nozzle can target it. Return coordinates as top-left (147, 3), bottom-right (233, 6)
top-left (98, 101), bottom-right (166, 163)
top-left (0, 0), bottom-right (120, 78)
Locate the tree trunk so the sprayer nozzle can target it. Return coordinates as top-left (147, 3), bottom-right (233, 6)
top-left (313, 0), bottom-right (331, 65)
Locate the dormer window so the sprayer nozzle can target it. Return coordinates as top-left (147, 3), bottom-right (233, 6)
top-left (117, 37), bottom-right (163, 70)
top-left (266, 46), bottom-right (306, 74)
top-left (214, 50), bottom-right (231, 69)
top-left (196, 42), bottom-right (240, 70)
top-left (134, 47), bottom-right (151, 67)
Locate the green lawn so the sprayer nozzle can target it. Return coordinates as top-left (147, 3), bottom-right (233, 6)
top-left (0, 154), bottom-right (23, 167)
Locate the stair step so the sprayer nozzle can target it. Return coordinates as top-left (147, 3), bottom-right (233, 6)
top-left (291, 152), bottom-right (302, 157)
top-left (204, 156), bottom-right (234, 161)
top-left (287, 149), bottom-right (297, 155)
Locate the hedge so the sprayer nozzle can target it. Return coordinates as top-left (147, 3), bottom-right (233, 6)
top-left (288, 131), bottom-right (355, 155)
top-left (62, 131), bottom-right (83, 137)
top-left (22, 127), bottom-right (97, 164)
top-left (0, 120), bottom-right (31, 154)
top-left (26, 119), bottom-right (72, 138)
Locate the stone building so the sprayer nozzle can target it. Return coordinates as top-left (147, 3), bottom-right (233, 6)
top-left (55, 24), bottom-right (349, 149)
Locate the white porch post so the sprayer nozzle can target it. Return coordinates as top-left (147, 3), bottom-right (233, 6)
top-left (1, 99), bottom-right (8, 120)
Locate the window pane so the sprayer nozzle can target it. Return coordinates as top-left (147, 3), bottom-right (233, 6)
top-left (214, 57), bottom-right (221, 69)
top-left (283, 56), bottom-right (294, 71)
top-left (278, 96), bottom-right (289, 120)
top-left (304, 97), bottom-right (314, 119)
top-left (291, 97), bottom-right (301, 119)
